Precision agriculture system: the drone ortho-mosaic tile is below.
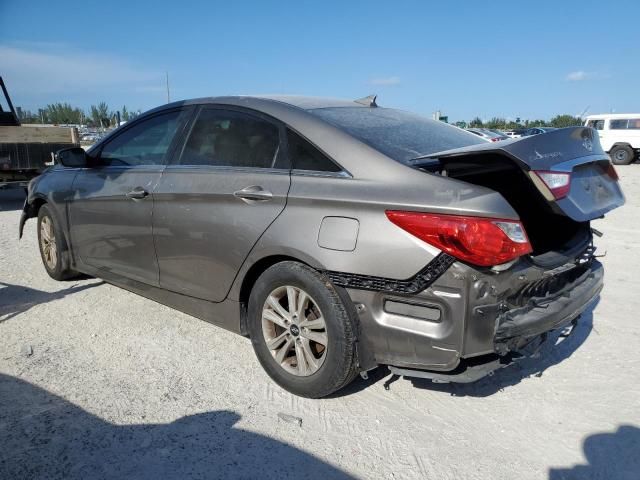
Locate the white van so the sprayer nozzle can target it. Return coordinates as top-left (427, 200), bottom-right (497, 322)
top-left (584, 114), bottom-right (640, 164)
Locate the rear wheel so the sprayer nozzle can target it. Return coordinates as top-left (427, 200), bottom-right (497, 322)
top-left (37, 204), bottom-right (77, 280)
top-left (610, 145), bottom-right (634, 165)
top-left (247, 261), bottom-right (359, 398)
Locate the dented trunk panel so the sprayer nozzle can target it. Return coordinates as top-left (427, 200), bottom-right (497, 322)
top-left (555, 162), bottom-right (624, 222)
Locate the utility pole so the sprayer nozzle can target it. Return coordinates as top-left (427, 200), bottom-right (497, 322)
top-left (166, 72), bottom-right (170, 103)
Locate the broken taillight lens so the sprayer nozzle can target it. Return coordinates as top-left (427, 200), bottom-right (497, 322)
top-left (534, 171), bottom-right (571, 200)
top-left (385, 211), bottom-right (533, 267)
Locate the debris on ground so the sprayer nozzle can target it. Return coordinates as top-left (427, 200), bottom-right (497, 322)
top-left (20, 344), bottom-right (33, 357)
top-left (277, 412), bottom-right (302, 427)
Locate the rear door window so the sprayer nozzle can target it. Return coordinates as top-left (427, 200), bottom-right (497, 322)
top-left (179, 108), bottom-right (284, 169)
top-left (587, 120), bottom-right (605, 130)
top-left (287, 130), bottom-right (341, 173)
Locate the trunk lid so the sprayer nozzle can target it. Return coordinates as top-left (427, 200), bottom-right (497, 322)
top-left (414, 127), bottom-right (625, 222)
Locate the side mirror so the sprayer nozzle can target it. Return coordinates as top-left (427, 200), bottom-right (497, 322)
top-left (56, 147), bottom-right (87, 168)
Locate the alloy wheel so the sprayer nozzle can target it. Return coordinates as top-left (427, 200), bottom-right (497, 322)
top-left (261, 285), bottom-right (328, 376)
top-left (40, 216), bottom-right (57, 270)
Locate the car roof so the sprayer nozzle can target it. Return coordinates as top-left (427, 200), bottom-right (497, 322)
top-left (159, 95), bottom-right (369, 112)
top-left (585, 113), bottom-right (640, 120)
top-left (246, 95), bottom-right (368, 110)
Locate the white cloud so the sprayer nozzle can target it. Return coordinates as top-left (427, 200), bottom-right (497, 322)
top-left (566, 71), bottom-right (588, 81)
top-left (565, 70), bottom-right (611, 82)
top-left (0, 44), bottom-right (163, 97)
top-left (369, 76), bottom-right (401, 86)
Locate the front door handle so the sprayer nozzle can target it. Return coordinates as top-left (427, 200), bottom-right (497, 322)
top-left (233, 186), bottom-right (273, 202)
top-left (126, 187), bottom-right (149, 200)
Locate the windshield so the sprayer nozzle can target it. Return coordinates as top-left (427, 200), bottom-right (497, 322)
top-left (308, 107), bottom-right (483, 163)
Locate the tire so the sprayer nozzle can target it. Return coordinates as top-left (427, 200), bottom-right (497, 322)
top-left (610, 145), bottom-right (635, 165)
top-left (247, 261), bottom-right (359, 398)
top-left (37, 204), bottom-right (78, 280)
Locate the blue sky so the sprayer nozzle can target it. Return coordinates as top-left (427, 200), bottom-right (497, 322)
top-left (1, 0), bottom-right (638, 122)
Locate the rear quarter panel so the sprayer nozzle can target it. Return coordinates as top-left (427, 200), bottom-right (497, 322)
top-left (228, 165), bottom-right (518, 300)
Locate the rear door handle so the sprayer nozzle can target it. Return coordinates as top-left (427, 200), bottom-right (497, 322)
top-left (126, 187), bottom-right (149, 200)
top-left (233, 186), bottom-right (273, 202)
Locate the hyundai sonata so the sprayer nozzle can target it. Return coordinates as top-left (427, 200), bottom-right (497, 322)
top-left (20, 95), bottom-right (624, 397)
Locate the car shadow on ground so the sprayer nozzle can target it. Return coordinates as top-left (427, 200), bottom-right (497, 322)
top-left (0, 373), bottom-right (353, 479)
top-left (340, 300), bottom-right (599, 398)
top-left (0, 188), bottom-right (26, 212)
top-left (548, 425), bottom-right (640, 480)
top-left (0, 280), bottom-right (104, 323)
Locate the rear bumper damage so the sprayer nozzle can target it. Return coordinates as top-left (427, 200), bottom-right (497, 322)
top-left (387, 259), bottom-right (603, 383)
top-left (494, 261), bottom-right (602, 352)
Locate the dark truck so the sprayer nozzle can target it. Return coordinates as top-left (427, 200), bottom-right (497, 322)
top-left (0, 76), bottom-right (79, 189)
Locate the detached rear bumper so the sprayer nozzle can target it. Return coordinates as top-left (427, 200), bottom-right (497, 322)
top-left (388, 260), bottom-right (602, 383)
top-left (494, 260), bottom-right (603, 353)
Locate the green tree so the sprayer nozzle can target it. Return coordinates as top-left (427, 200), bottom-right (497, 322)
top-left (469, 116), bottom-right (483, 128)
top-left (44, 103), bottom-right (84, 124)
top-left (549, 114), bottom-right (582, 128)
top-left (453, 121), bottom-right (467, 129)
top-left (524, 120), bottom-right (547, 128)
top-left (485, 117), bottom-right (507, 130)
top-left (121, 105), bottom-right (129, 121)
top-left (503, 121), bottom-right (522, 130)
top-left (90, 102), bottom-right (111, 127)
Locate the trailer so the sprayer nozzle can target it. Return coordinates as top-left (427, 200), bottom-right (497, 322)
top-left (0, 76), bottom-right (79, 189)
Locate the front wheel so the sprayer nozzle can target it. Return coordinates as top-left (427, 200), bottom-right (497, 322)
top-left (247, 261), bottom-right (359, 398)
top-left (37, 204), bottom-right (78, 280)
top-left (610, 145), bottom-right (635, 165)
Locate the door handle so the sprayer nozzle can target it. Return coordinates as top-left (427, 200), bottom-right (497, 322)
top-left (126, 187), bottom-right (149, 200)
top-left (233, 186), bottom-right (273, 202)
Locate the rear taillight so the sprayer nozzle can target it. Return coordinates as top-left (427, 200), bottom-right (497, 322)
top-left (490, 137), bottom-right (501, 142)
top-left (533, 170), bottom-right (571, 200)
top-left (605, 163), bottom-right (619, 180)
top-left (385, 211), bottom-right (532, 267)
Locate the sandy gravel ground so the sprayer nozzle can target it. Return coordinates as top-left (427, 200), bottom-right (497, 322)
top-left (1, 168), bottom-right (639, 479)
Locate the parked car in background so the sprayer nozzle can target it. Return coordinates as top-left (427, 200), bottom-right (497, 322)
top-left (466, 128), bottom-right (509, 142)
top-left (521, 127), bottom-right (557, 137)
top-left (584, 114), bottom-right (640, 165)
top-left (20, 96), bottom-right (624, 397)
top-left (504, 128), bottom-right (525, 139)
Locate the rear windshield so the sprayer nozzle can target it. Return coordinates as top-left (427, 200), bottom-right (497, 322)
top-left (308, 107), bottom-right (483, 163)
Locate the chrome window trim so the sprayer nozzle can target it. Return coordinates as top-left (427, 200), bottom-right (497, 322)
top-left (291, 169), bottom-right (351, 178)
top-left (162, 164), bottom-right (290, 175)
